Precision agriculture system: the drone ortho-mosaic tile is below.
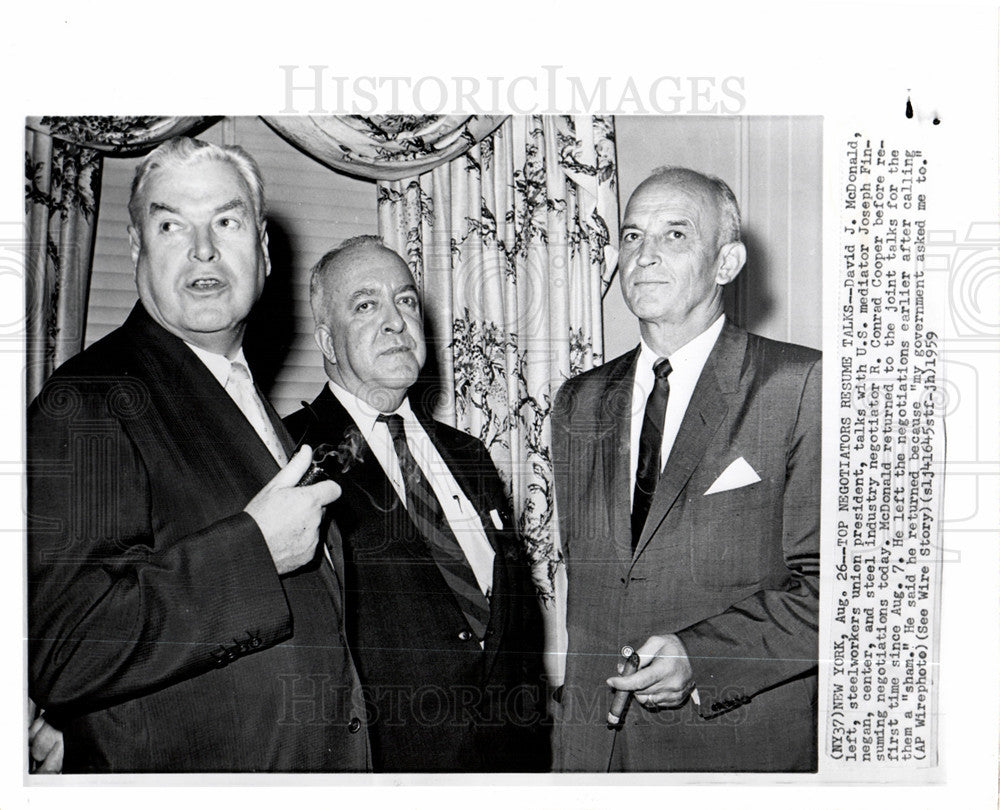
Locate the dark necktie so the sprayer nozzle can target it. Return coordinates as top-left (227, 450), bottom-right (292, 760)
top-left (631, 357), bottom-right (672, 551)
top-left (378, 413), bottom-right (491, 642)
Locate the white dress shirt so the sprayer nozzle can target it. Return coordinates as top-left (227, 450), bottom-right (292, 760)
top-left (628, 316), bottom-right (724, 706)
top-left (185, 341), bottom-right (250, 390)
top-left (326, 380), bottom-right (496, 597)
top-left (628, 315), bottom-right (725, 505)
top-left (185, 342), bottom-right (287, 464)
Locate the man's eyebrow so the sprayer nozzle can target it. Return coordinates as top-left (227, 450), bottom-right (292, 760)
top-left (395, 284), bottom-right (418, 297)
top-left (147, 202), bottom-right (179, 217)
top-left (621, 217), bottom-right (695, 231)
top-left (347, 287), bottom-right (379, 302)
top-left (214, 199), bottom-right (249, 215)
top-left (146, 199), bottom-right (248, 217)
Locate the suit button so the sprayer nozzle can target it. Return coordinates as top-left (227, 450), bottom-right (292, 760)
top-left (347, 717), bottom-right (362, 734)
top-left (249, 637), bottom-right (261, 649)
top-left (458, 630), bottom-right (472, 642)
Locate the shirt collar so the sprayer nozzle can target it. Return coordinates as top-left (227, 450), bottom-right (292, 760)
top-left (637, 314), bottom-right (725, 375)
top-left (325, 379), bottom-right (413, 436)
top-left (184, 342), bottom-right (252, 388)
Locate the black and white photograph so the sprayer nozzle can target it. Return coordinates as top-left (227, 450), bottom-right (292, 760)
top-left (23, 114), bottom-right (821, 775)
top-left (4, 3), bottom-right (998, 809)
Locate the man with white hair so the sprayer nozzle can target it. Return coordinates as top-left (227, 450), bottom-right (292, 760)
top-left (28, 137), bottom-right (369, 772)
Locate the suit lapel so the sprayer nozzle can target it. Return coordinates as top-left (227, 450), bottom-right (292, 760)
top-left (286, 387), bottom-right (395, 608)
top-left (632, 323), bottom-right (748, 563)
top-left (416, 411), bottom-right (499, 553)
top-left (293, 386), bottom-right (397, 514)
top-left (298, 390), bottom-right (497, 659)
top-left (601, 350), bottom-right (640, 570)
top-left (417, 412), bottom-right (506, 670)
top-left (290, 386), bottom-right (398, 616)
top-left (123, 305), bottom-right (281, 492)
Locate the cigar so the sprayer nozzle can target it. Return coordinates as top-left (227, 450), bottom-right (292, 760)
top-left (295, 443), bottom-right (336, 487)
top-left (608, 645), bottom-right (641, 726)
top-left (296, 461), bottom-right (329, 487)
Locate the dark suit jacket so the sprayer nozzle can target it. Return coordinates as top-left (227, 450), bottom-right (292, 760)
top-left (551, 322), bottom-right (821, 772)
top-left (28, 304), bottom-right (370, 772)
top-left (285, 386), bottom-right (548, 772)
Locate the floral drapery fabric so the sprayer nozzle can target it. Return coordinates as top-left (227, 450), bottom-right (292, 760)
top-left (377, 115), bottom-right (619, 599)
top-left (262, 115), bottom-right (507, 181)
top-left (24, 116), bottom-right (208, 401)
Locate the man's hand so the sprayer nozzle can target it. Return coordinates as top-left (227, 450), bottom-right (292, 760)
top-left (244, 445), bottom-right (341, 575)
top-left (606, 634), bottom-right (695, 710)
top-left (29, 713), bottom-right (63, 773)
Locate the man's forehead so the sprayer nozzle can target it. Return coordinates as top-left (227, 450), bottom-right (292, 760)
top-left (142, 160), bottom-right (253, 208)
top-left (331, 247), bottom-right (415, 291)
top-left (624, 176), bottom-right (716, 224)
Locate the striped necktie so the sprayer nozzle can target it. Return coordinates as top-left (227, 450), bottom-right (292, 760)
top-left (378, 413), bottom-right (491, 642)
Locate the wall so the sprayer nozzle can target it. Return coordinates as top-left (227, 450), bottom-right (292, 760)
top-left (606, 115), bottom-right (823, 359)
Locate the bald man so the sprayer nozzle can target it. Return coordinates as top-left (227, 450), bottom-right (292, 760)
top-left (551, 167), bottom-right (820, 772)
top-left (284, 236), bottom-right (547, 772)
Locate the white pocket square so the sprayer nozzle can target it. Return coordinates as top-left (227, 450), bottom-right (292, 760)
top-left (703, 457), bottom-right (761, 495)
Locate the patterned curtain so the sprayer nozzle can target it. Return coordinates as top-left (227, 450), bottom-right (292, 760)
top-left (376, 116), bottom-right (619, 609)
top-left (24, 116), bottom-right (208, 401)
top-left (262, 115), bottom-right (507, 180)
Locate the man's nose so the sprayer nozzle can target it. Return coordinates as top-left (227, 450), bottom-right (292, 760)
top-left (190, 226), bottom-right (219, 263)
top-left (636, 235), bottom-right (659, 266)
top-left (381, 303), bottom-right (406, 332)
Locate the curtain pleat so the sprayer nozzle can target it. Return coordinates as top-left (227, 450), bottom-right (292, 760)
top-left (263, 115), bottom-right (507, 181)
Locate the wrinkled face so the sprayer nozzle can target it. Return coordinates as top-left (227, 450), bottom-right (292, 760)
top-left (618, 177), bottom-right (731, 328)
top-left (319, 247), bottom-right (426, 410)
top-left (129, 160), bottom-right (270, 356)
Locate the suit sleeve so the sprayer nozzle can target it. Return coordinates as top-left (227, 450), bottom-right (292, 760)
top-left (28, 381), bottom-right (294, 716)
top-left (676, 358), bottom-right (821, 714)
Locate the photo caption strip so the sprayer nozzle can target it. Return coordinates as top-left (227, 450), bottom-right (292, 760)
top-left (828, 133), bottom-right (942, 769)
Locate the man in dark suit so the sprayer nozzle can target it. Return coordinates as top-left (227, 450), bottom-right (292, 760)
top-left (28, 137), bottom-right (370, 772)
top-left (284, 236), bottom-right (547, 772)
top-left (551, 167), bottom-right (820, 771)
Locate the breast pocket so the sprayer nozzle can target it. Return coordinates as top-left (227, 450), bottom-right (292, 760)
top-left (685, 479), bottom-right (781, 589)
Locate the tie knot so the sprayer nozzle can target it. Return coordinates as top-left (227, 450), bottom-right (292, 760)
top-left (377, 412), bottom-right (406, 441)
top-left (228, 361), bottom-right (251, 385)
top-left (653, 357), bottom-right (672, 382)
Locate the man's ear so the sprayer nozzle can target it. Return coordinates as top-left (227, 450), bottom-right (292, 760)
top-left (715, 241), bottom-right (747, 285)
top-left (127, 225), bottom-right (141, 270)
top-left (260, 223), bottom-right (271, 277)
top-left (314, 323), bottom-right (336, 364)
